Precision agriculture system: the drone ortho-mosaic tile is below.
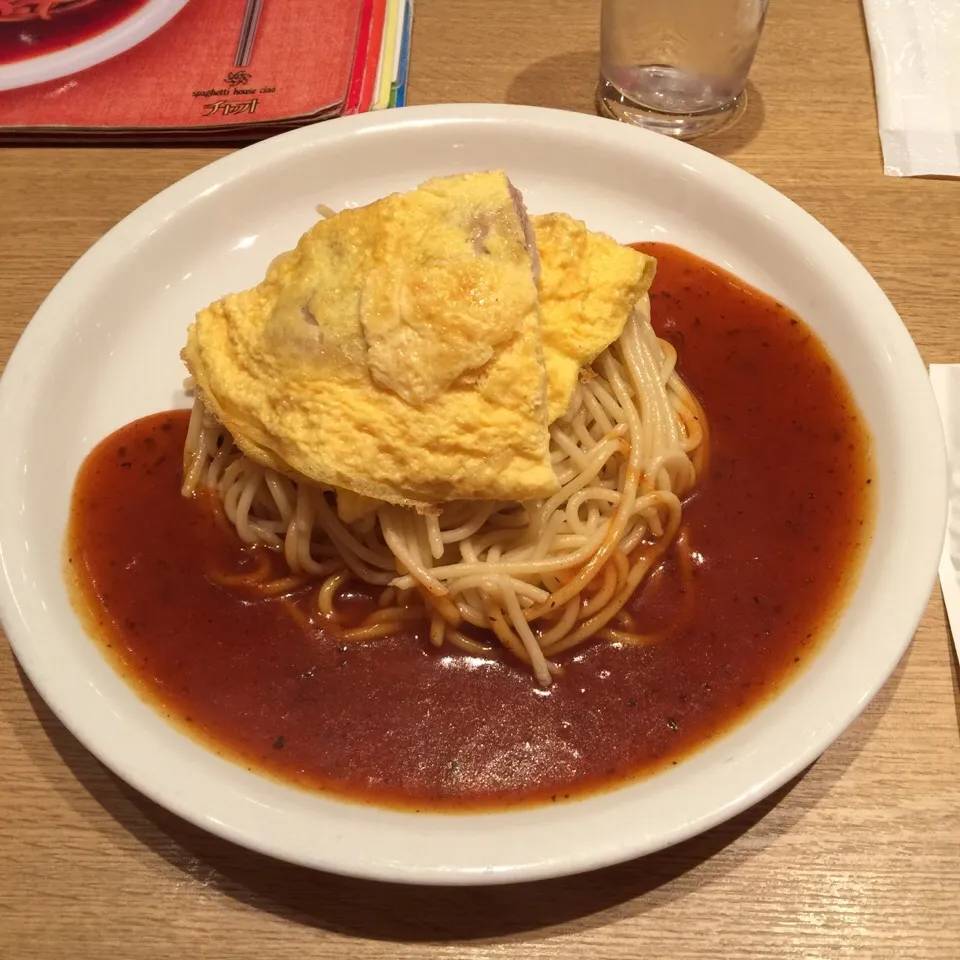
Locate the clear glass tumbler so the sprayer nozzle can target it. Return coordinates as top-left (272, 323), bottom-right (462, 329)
top-left (598, 0), bottom-right (769, 139)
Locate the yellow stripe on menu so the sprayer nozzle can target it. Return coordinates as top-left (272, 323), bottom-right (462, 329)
top-left (391, 0), bottom-right (407, 86)
top-left (374, 0), bottom-right (401, 110)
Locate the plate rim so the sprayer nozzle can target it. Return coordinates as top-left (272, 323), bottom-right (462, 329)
top-left (0, 103), bottom-right (947, 885)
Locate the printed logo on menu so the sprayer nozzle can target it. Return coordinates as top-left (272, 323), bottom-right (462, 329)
top-left (192, 71), bottom-right (276, 119)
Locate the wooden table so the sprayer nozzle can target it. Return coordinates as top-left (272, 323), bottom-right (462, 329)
top-left (2, 0), bottom-right (958, 956)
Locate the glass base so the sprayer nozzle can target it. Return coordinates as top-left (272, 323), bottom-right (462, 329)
top-left (595, 77), bottom-right (746, 141)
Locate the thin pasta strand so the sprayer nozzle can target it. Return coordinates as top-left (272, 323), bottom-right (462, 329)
top-left (182, 303), bottom-right (705, 684)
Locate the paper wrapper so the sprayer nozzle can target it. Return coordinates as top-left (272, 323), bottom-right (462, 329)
top-left (862, 0), bottom-right (960, 177)
top-left (930, 365), bottom-right (960, 650)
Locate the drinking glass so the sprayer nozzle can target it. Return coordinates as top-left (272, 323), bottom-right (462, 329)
top-left (598, 0), bottom-right (769, 139)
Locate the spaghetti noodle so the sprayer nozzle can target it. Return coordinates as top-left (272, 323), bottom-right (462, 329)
top-left (182, 301), bottom-right (707, 687)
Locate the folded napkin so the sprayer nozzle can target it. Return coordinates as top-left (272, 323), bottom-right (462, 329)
top-left (862, 0), bottom-right (960, 177)
top-left (931, 365), bottom-right (960, 653)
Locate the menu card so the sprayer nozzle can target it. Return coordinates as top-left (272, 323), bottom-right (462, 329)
top-left (0, 0), bottom-right (413, 140)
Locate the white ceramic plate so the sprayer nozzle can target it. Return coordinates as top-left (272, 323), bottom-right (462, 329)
top-left (0, 104), bottom-right (946, 885)
top-left (0, 0), bottom-right (188, 92)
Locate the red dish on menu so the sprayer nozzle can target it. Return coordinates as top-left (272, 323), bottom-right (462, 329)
top-left (0, 0), bottom-right (151, 65)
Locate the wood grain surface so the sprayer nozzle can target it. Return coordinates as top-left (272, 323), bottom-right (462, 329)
top-left (2, 0), bottom-right (959, 956)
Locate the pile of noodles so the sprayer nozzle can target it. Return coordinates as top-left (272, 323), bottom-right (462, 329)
top-left (0, 0), bottom-right (98, 21)
top-left (182, 305), bottom-right (707, 687)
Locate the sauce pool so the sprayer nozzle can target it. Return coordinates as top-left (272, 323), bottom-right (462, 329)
top-left (65, 244), bottom-right (875, 811)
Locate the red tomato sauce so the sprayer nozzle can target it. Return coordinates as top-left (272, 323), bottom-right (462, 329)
top-left (65, 244), bottom-right (875, 811)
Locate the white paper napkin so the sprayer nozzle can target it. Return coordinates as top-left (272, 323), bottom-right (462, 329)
top-left (862, 0), bottom-right (960, 177)
top-left (930, 365), bottom-right (960, 653)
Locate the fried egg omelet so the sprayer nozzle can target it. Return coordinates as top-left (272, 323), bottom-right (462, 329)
top-left (182, 172), bottom-right (655, 512)
top-left (532, 213), bottom-right (656, 421)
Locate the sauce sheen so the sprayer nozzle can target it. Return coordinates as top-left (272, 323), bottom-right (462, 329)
top-left (66, 244), bottom-right (875, 810)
